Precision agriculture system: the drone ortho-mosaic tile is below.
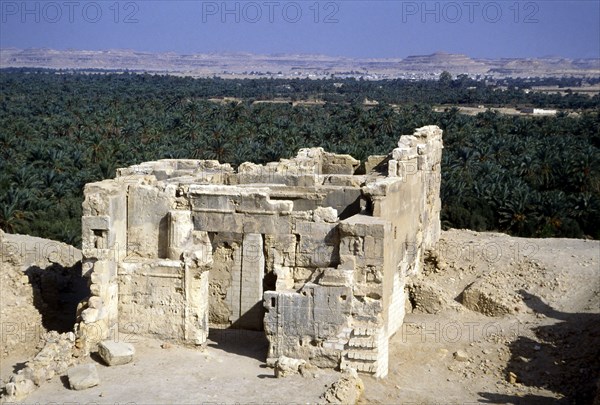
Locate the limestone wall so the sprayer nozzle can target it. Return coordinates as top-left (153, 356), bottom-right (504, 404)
top-left (77, 125), bottom-right (443, 378)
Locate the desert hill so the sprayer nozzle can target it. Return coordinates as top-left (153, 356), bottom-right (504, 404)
top-left (1, 48), bottom-right (598, 79)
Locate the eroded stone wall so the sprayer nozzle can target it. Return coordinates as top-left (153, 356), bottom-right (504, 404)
top-left (77, 126), bottom-right (443, 378)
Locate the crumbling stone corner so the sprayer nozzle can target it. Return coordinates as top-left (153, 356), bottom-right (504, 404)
top-left (78, 126), bottom-right (443, 378)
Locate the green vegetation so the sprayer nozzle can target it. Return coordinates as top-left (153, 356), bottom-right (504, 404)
top-left (1, 70), bottom-right (599, 246)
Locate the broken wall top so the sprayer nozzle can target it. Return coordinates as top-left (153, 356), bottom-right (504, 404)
top-left (104, 126), bottom-right (442, 195)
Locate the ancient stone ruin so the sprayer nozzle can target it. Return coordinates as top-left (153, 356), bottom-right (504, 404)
top-left (78, 125), bottom-right (443, 378)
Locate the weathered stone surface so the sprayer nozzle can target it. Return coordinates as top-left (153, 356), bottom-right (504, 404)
top-left (5, 377), bottom-right (35, 399)
top-left (81, 307), bottom-right (100, 323)
top-left (274, 356), bottom-right (307, 378)
top-left (81, 125), bottom-right (443, 379)
top-left (314, 207), bottom-right (338, 223)
top-left (365, 155), bottom-right (388, 174)
top-left (1, 330), bottom-right (80, 400)
top-left (98, 340), bottom-right (135, 366)
top-left (322, 369), bottom-right (365, 404)
top-left (460, 276), bottom-right (515, 316)
top-left (67, 364), bottom-right (100, 390)
top-left (453, 350), bottom-right (469, 362)
top-left (299, 362), bottom-right (320, 378)
top-left (407, 278), bottom-right (462, 314)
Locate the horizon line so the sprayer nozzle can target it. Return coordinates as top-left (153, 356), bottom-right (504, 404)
top-left (2, 47), bottom-right (599, 61)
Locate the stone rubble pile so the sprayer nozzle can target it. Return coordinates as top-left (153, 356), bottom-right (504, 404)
top-left (2, 331), bottom-right (80, 400)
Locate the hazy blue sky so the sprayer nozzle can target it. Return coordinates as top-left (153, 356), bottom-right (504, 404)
top-left (1, 0), bottom-right (599, 58)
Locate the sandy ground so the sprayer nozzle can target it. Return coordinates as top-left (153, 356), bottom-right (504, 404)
top-left (2, 229), bottom-right (599, 404)
top-left (17, 330), bottom-right (340, 404)
top-left (362, 230), bottom-right (600, 404)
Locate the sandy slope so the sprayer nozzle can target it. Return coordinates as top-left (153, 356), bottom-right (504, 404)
top-left (362, 229), bottom-right (600, 404)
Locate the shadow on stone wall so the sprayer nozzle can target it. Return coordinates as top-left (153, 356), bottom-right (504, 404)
top-left (208, 327), bottom-right (268, 361)
top-left (230, 301), bottom-right (266, 331)
top-left (25, 261), bottom-right (89, 333)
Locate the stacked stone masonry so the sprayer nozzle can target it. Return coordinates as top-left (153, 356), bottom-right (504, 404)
top-left (79, 125), bottom-right (443, 378)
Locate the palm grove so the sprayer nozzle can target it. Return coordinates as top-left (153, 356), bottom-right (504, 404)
top-left (1, 70), bottom-right (599, 246)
